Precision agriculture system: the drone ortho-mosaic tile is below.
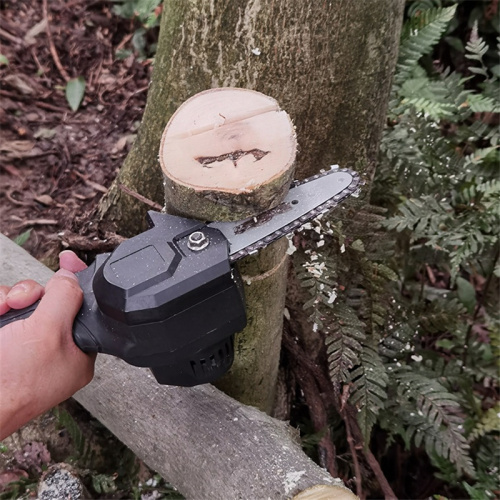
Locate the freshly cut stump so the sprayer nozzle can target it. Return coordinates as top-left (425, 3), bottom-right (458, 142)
top-left (160, 87), bottom-right (297, 221)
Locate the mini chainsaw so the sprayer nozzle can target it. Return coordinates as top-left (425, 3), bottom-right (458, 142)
top-left (0, 166), bottom-right (361, 386)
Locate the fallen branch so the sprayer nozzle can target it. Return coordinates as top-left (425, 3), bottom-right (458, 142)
top-left (60, 230), bottom-right (125, 253)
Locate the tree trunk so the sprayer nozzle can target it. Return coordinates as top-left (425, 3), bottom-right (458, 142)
top-left (98, 0), bottom-right (405, 236)
top-left (0, 233), bottom-right (357, 500)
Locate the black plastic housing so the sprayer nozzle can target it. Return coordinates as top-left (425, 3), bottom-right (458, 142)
top-left (70, 211), bottom-right (246, 386)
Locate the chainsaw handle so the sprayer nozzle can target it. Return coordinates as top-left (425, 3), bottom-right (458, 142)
top-left (0, 301), bottom-right (39, 325)
top-left (0, 267), bottom-right (101, 354)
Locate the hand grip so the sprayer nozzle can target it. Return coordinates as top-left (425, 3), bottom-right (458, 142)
top-left (0, 301), bottom-right (40, 327)
top-left (0, 264), bottom-right (102, 355)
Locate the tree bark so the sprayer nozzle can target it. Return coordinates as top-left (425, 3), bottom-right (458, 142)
top-left (98, 0), bottom-right (405, 236)
top-left (0, 233), bottom-right (357, 500)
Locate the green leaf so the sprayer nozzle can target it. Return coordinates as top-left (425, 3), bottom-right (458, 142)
top-left (65, 76), bottom-right (86, 112)
top-left (456, 277), bottom-right (476, 314)
top-left (351, 239), bottom-right (365, 252)
top-left (0, 54), bottom-right (8, 66)
top-left (436, 339), bottom-right (455, 350)
top-left (490, 64), bottom-right (500, 78)
top-left (13, 229), bottom-right (32, 247)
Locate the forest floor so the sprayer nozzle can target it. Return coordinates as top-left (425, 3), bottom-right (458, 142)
top-left (0, 1), bottom-right (174, 497)
top-left (0, 0), bottom-right (149, 264)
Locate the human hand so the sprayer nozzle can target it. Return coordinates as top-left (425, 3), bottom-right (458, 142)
top-left (0, 251), bottom-right (96, 440)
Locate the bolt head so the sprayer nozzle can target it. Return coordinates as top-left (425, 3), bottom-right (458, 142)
top-left (188, 231), bottom-right (209, 251)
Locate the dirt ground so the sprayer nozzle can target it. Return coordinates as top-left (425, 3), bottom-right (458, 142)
top-left (0, 0), bottom-right (150, 263)
top-left (0, 1), bottom-right (171, 497)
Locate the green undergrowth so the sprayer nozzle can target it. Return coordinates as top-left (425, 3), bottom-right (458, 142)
top-left (293, 2), bottom-right (499, 497)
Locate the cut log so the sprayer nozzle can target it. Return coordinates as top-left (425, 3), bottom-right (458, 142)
top-left (160, 87), bottom-right (297, 221)
top-left (160, 88), bottom-right (295, 412)
top-left (0, 233), bottom-right (356, 500)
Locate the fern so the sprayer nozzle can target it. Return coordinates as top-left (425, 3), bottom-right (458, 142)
top-left (293, 4), bottom-right (498, 495)
top-left (348, 339), bottom-right (388, 442)
top-left (54, 407), bottom-right (95, 468)
top-left (465, 21), bottom-right (490, 79)
top-left (394, 6), bottom-right (456, 86)
top-left (325, 303), bottom-right (366, 383)
top-left (391, 370), bottom-right (475, 476)
top-left (469, 403), bottom-right (500, 441)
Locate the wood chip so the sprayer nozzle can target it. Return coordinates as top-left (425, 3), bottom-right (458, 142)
top-left (1, 164), bottom-right (23, 177)
top-left (24, 19), bottom-right (48, 45)
top-left (0, 140), bottom-right (35, 154)
top-left (34, 194), bottom-right (54, 206)
top-left (3, 74), bottom-right (35, 95)
top-left (20, 219), bottom-right (59, 228)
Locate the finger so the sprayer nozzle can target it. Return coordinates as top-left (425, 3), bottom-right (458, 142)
top-left (29, 269), bottom-right (83, 334)
top-left (5, 280), bottom-right (45, 310)
top-left (59, 250), bottom-right (87, 273)
top-left (0, 286), bottom-right (11, 315)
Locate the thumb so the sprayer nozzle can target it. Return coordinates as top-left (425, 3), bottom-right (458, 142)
top-left (29, 269), bottom-right (83, 334)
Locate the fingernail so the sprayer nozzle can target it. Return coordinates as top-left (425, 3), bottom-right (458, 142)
top-left (54, 269), bottom-right (79, 282)
top-left (6, 282), bottom-right (30, 299)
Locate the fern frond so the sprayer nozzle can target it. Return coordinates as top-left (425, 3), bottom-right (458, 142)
top-left (384, 196), bottom-right (452, 235)
top-left (396, 371), bottom-right (475, 475)
top-left (469, 403), bottom-right (500, 441)
top-left (464, 21), bottom-right (490, 79)
top-left (349, 340), bottom-right (388, 442)
top-left (395, 6), bottom-right (457, 85)
top-left (418, 297), bottom-right (466, 335)
top-left (325, 303), bottom-right (365, 384)
top-left (379, 322), bottom-right (415, 362)
top-left (54, 407), bottom-right (95, 468)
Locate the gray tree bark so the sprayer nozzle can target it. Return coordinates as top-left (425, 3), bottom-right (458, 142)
top-left (98, 0), bottom-right (405, 236)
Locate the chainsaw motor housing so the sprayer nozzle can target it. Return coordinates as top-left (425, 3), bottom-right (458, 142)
top-left (72, 212), bottom-right (247, 386)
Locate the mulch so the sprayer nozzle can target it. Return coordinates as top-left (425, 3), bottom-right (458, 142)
top-left (0, 0), bottom-right (152, 264)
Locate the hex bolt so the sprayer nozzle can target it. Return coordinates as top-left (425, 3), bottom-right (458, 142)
top-left (188, 231), bottom-right (209, 251)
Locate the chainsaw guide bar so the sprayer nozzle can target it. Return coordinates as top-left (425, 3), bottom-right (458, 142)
top-left (210, 166), bottom-right (362, 262)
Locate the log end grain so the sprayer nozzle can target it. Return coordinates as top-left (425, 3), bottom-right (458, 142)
top-left (292, 484), bottom-right (358, 500)
top-left (160, 87), bottom-right (297, 221)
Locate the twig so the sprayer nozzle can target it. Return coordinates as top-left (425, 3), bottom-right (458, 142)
top-left (282, 326), bottom-right (338, 477)
top-left (61, 230), bottom-right (125, 253)
top-left (116, 32), bottom-right (133, 51)
top-left (343, 403), bottom-right (398, 500)
top-left (6, 190), bottom-right (32, 207)
top-left (30, 46), bottom-right (46, 75)
top-left (42, 0), bottom-right (70, 82)
top-left (20, 219), bottom-right (59, 228)
top-left (0, 27), bottom-right (23, 45)
top-left (363, 447), bottom-right (397, 500)
top-left (341, 400), bottom-right (363, 498)
top-left (0, 89), bottom-right (65, 112)
top-left (120, 84), bottom-right (149, 109)
top-left (118, 183), bottom-right (163, 211)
